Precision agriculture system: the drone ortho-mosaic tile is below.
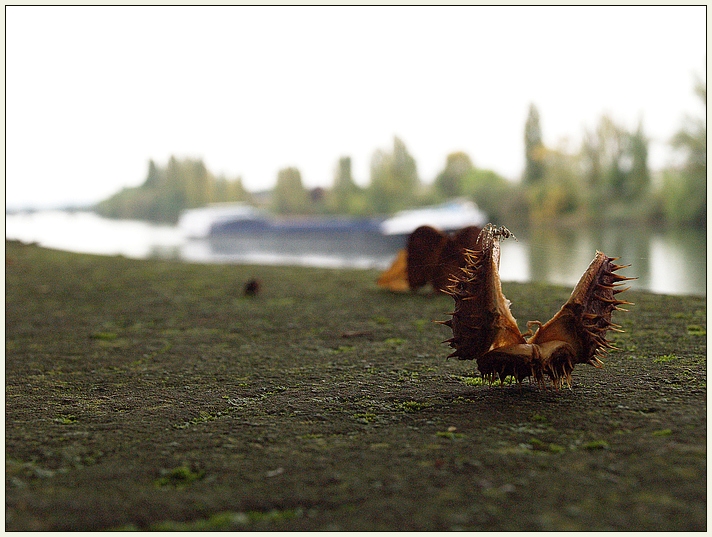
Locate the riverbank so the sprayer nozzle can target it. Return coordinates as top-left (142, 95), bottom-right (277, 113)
top-left (5, 210), bottom-right (708, 296)
top-left (5, 240), bottom-right (707, 531)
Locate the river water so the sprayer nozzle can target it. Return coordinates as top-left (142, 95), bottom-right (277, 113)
top-left (5, 211), bottom-right (707, 297)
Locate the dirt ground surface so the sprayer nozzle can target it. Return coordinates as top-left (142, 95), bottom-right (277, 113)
top-left (5, 240), bottom-right (707, 531)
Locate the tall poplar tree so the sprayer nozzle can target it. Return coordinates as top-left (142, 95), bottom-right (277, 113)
top-left (433, 151), bottom-right (474, 199)
top-left (523, 103), bottom-right (546, 184)
top-left (330, 156), bottom-right (360, 214)
top-left (625, 122), bottom-right (650, 201)
top-left (368, 136), bottom-right (419, 214)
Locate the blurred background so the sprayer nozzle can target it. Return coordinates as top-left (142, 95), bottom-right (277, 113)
top-left (5, 6), bottom-right (706, 296)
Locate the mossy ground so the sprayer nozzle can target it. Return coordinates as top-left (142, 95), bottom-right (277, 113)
top-left (5, 240), bottom-right (707, 531)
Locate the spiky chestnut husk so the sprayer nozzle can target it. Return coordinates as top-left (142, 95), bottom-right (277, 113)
top-left (440, 225), bottom-right (523, 361)
top-left (377, 225), bottom-right (482, 294)
top-left (439, 224), bottom-right (634, 389)
top-left (407, 225), bottom-right (482, 293)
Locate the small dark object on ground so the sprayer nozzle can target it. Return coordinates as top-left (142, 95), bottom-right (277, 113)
top-left (244, 278), bottom-right (261, 297)
top-left (341, 330), bottom-right (373, 338)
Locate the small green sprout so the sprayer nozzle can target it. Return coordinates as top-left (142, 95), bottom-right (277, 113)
top-left (397, 401), bottom-right (430, 412)
top-left (687, 325), bottom-right (706, 337)
top-left (581, 439), bottom-right (609, 450)
top-left (654, 354), bottom-right (678, 363)
top-left (154, 465), bottom-right (204, 489)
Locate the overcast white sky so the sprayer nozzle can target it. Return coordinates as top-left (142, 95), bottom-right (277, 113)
top-left (6, 5), bottom-right (707, 209)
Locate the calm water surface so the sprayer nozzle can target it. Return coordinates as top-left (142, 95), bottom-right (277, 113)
top-left (5, 211), bottom-right (706, 297)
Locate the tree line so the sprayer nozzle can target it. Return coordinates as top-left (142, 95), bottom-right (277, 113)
top-left (95, 80), bottom-right (705, 228)
top-left (518, 78), bottom-right (706, 228)
top-left (95, 157), bottom-right (251, 223)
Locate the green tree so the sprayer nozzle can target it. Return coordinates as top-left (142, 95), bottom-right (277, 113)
top-left (185, 159), bottom-right (211, 207)
top-left (527, 145), bottom-right (583, 222)
top-left (95, 157), bottom-right (251, 223)
top-left (368, 136), bottom-right (420, 214)
top-left (213, 175), bottom-right (250, 204)
top-left (600, 117), bottom-right (629, 199)
top-left (460, 167), bottom-right (526, 224)
top-left (580, 115), bottom-right (651, 220)
top-left (160, 156), bottom-right (187, 222)
top-left (663, 78), bottom-right (706, 226)
top-left (328, 156), bottom-right (362, 214)
top-left (581, 129), bottom-right (603, 194)
top-left (272, 167), bottom-right (310, 214)
top-left (523, 103), bottom-right (546, 184)
top-left (580, 117), bottom-right (615, 213)
top-left (144, 159), bottom-right (162, 188)
top-left (672, 79), bottom-right (707, 178)
top-left (625, 122), bottom-right (650, 201)
top-left (433, 151), bottom-right (474, 199)
top-left (392, 136), bottom-right (419, 196)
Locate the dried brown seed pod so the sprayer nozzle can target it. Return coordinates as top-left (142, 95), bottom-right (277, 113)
top-left (429, 226), bottom-right (484, 294)
top-left (376, 249), bottom-right (410, 292)
top-left (377, 225), bottom-right (483, 293)
top-left (406, 225), bottom-right (450, 290)
top-left (439, 223), bottom-right (634, 389)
